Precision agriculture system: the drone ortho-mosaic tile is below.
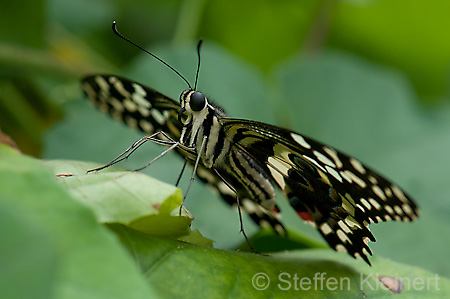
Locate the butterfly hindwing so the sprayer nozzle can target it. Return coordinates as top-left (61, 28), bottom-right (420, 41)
top-left (195, 165), bottom-right (286, 234)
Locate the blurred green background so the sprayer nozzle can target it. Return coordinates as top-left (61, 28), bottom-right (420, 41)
top-left (1, 0), bottom-right (449, 278)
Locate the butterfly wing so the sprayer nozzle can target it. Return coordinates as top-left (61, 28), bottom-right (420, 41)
top-left (82, 74), bottom-right (183, 139)
top-left (220, 118), bottom-right (419, 264)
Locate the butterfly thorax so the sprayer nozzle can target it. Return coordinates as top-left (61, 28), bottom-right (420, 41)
top-left (179, 89), bottom-right (228, 169)
top-left (178, 89), bottom-right (278, 212)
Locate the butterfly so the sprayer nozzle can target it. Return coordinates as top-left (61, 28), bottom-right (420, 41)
top-left (82, 22), bottom-right (419, 265)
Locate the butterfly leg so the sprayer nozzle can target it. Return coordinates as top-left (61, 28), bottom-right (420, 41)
top-left (175, 160), bottom-right (188, 187)
top-left (87, 131), bottom-right (177, 173)
top-left (212, 169), bottom-right (260, 254)
top-left (133, 142), bottom-right (180, 171)
top-left (178, 136), bottom-right (208, 215)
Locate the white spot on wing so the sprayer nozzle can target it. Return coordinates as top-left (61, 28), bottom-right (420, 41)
top-left (350, 158), bottom-right (366, 174)
top-left (123, 98), bottom-right (138, 112)
top-left (368, 176), bottom-right (378, 184)
top-left (391, 185), bottom-right (408, 203)
top-left (95, 76), bottom-right (109, 92)
top-left (356, 204), bottom-right (365, 212)
top-left (139, 120), bottom-right (154, 133)
top-left (109, 97), bottom-right (125, 112)
top-left (361, 198), bottom-right (372, 210)
top-left (402, 204), bottom-right (414, 216)
top-left (303, 155), bottom-right (326, 173)
top-left (368, 198), bottom-right (381, 210)
top-left (291, 133), bottom-right (311, 149)
top-left (267, 157), bottom-right (289, 177)
top-left (384, 205), bottom-right (394, 215)
top-left (137, 107), bottom-right (151, 117)
top-left (151, 109), bottom-right (166, 125)
top-left (384, 187), bottom-right (393, 197)
top-left (338, 220), bottom-right (352, 234)
top-left (343, 170), bottom-right (367, 188)
top-left (109, 76), bottom-right (130, 97)
top-left (320, 223), bottom-right (333, 235)
top-left (394, 205), bottom-right (404, 215)
top-left (337, 229), bottom-right (351, 244)
top-left (363, 237), bottom-right (370, 246)
top-left (134, 94), bottom-right (151, 108)
top-left (83, 82), bottom-right (96, 101)
top-left (335, 244), bottom-right (347, 253)
top-left (362, 248), bottom-right (369, 257)
top-left (340, 170), bottom-right (352, 183)
top-left (132, 83), bottom-right (148, 98)
top-left (267, 164), bottom-right (286, 189)
top-left (323, 146), bottom-right (343, 168)
top-left (372, 185), bottom-right (387, 201)
top-left (313, 150), bottom-right (336, 168)
top-left (325, 166), bottom-right (343, 182)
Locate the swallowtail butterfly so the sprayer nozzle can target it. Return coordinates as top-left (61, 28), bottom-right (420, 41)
top-left (82, 22), bottom-right (419, 265)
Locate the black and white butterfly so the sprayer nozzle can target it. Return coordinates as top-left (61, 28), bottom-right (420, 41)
top-left (82, 22), bottom-right (419, 265)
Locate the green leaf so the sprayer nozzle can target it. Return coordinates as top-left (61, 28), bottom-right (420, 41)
top-left (238, 227), bottom-right (326, 253)
top-left (43, 159), bottom-right (213, 246)
top-left (110, 224), bottom-right (449, 298)
top-left (0, 200), bottom-right (57, 299)
top-left (0, 145), bottom-right (156, 299)
top-left (43, 160), bottom-right (183, 223)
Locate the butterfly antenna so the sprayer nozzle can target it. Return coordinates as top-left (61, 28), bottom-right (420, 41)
top-left (194, 40), bottom-right (203, 90)
top-left (112, 21), bottom-right (192, 89)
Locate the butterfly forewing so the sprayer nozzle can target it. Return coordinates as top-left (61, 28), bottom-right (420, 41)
top-left (83, 75), bottom-right (182, 139)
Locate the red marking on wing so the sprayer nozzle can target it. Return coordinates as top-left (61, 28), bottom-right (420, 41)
top-left (297, 211), bottom-right (314, 222)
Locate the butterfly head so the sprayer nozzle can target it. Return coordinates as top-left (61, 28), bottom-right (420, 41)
top-left (179, 89), bottom-right (209, 122)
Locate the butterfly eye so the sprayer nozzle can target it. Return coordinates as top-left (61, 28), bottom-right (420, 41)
top-left (190, 92), bottom-right (206, 111)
